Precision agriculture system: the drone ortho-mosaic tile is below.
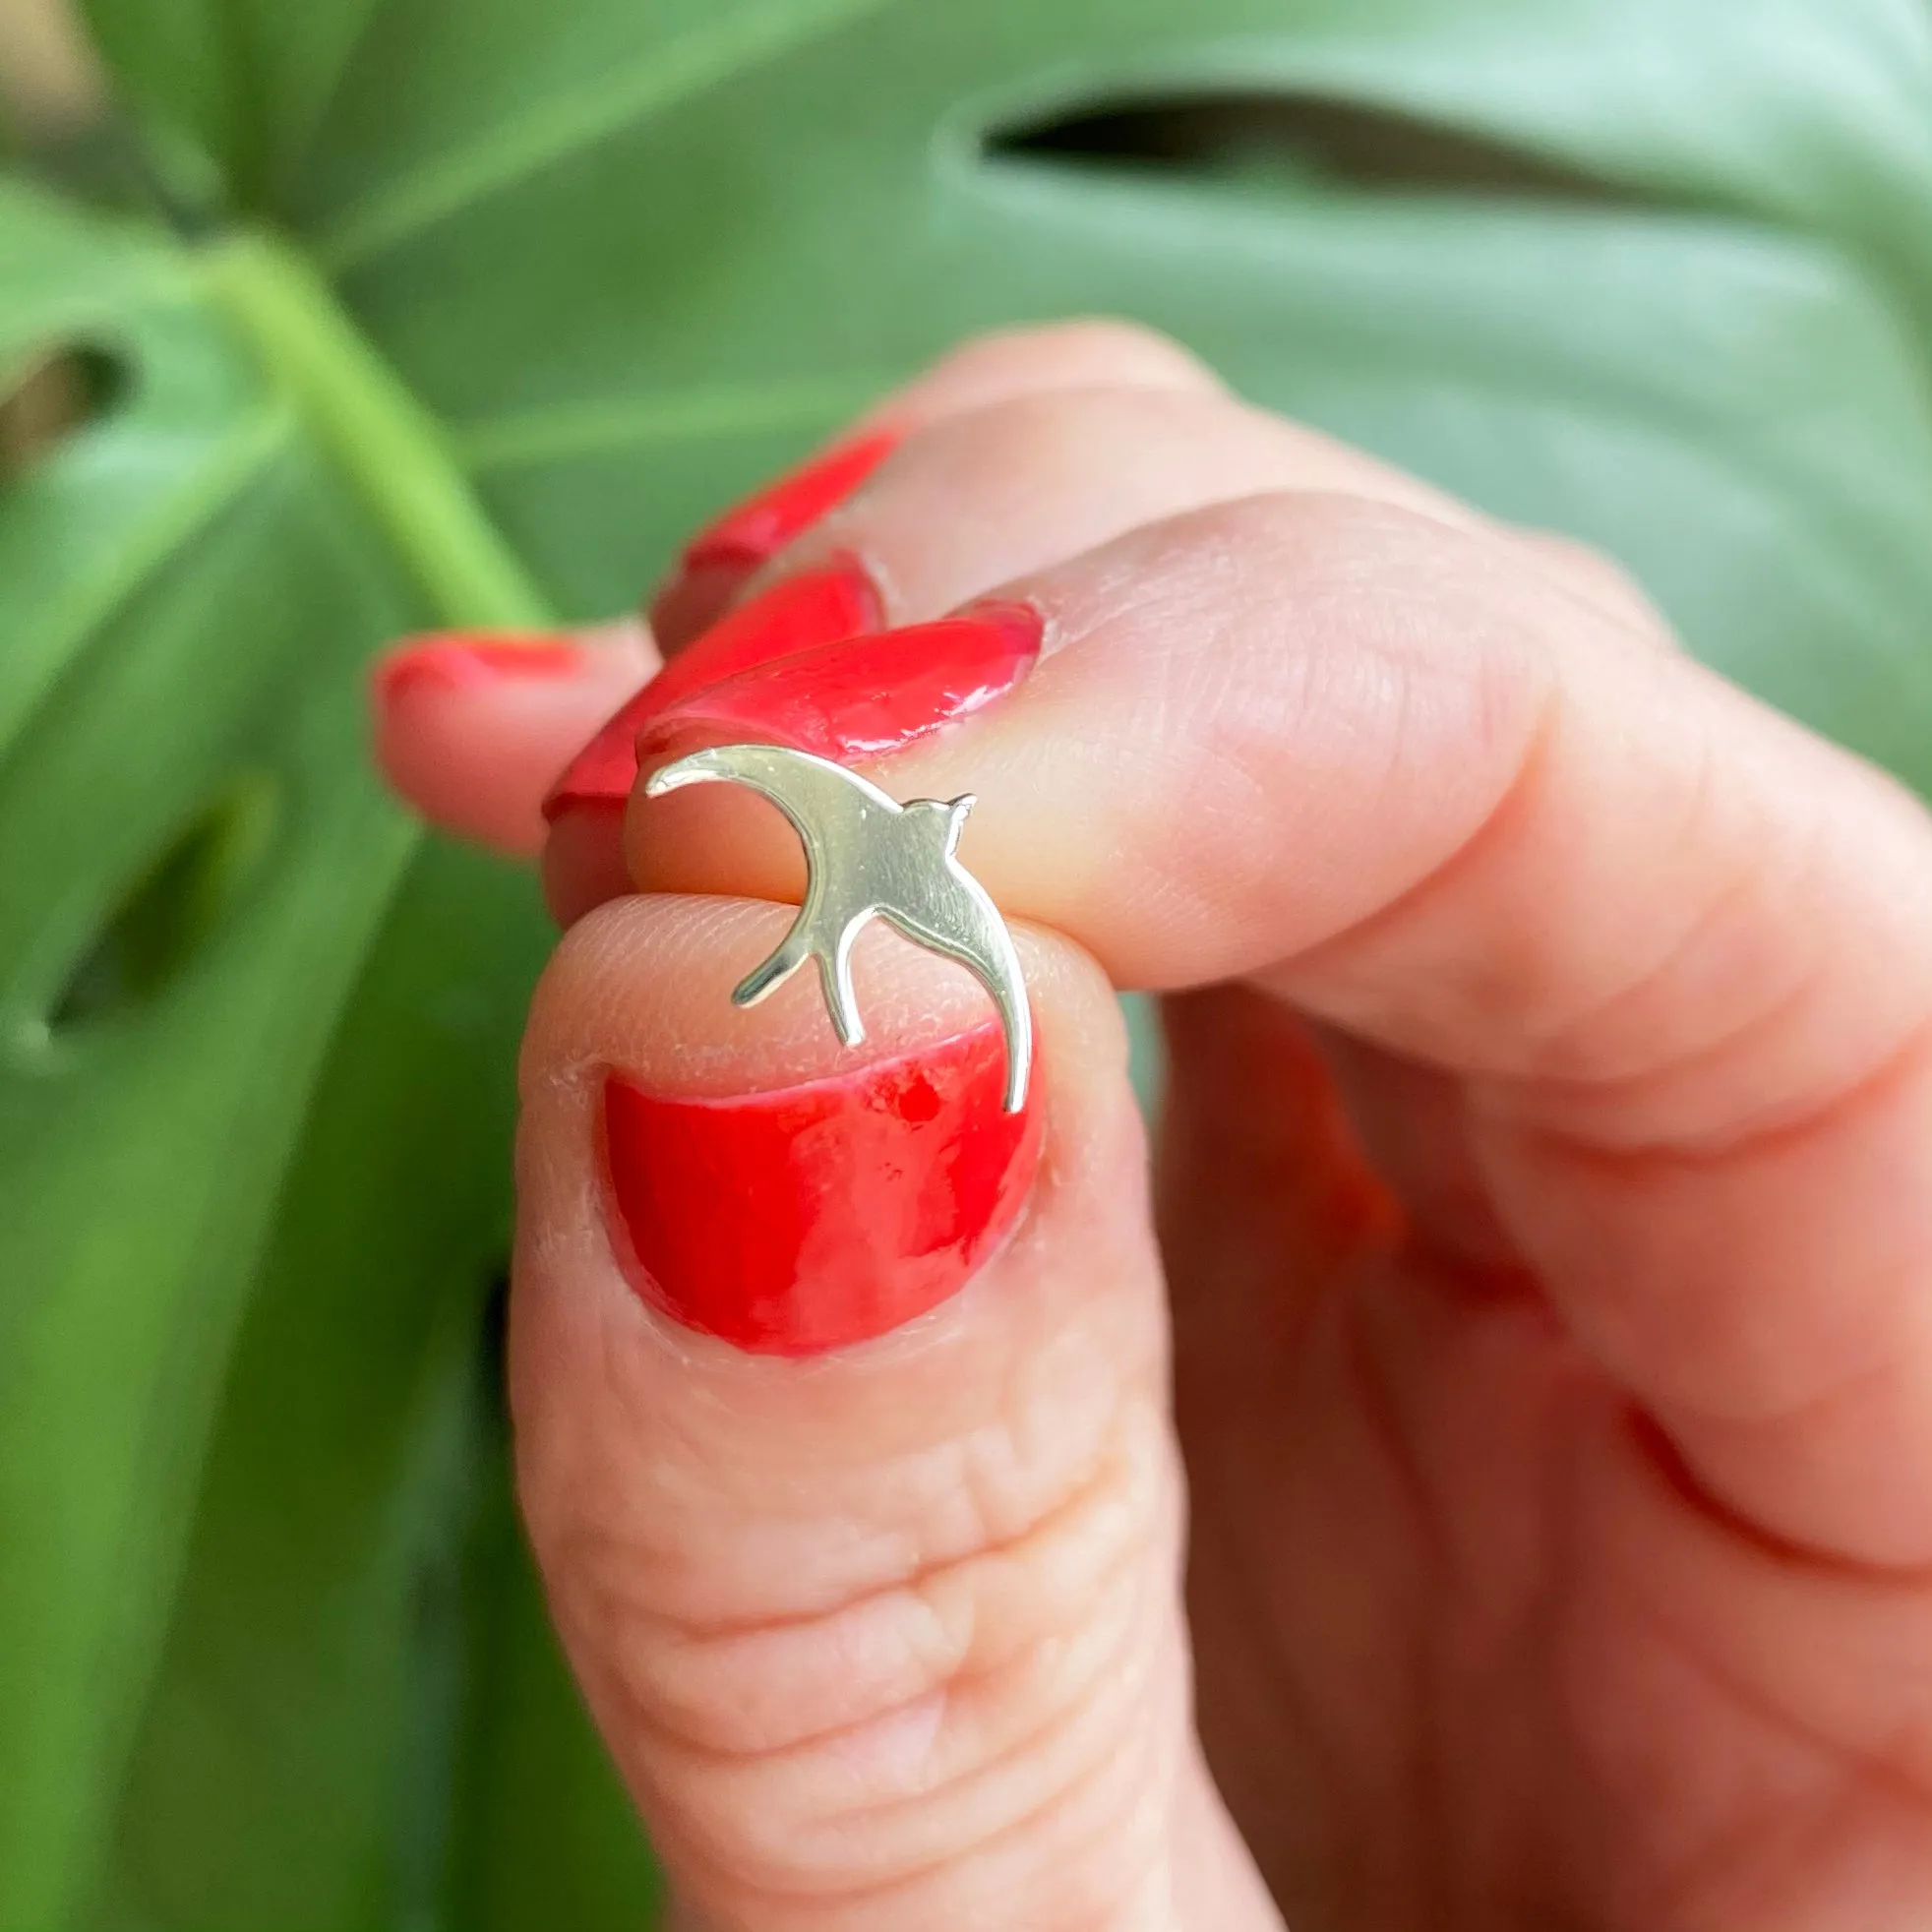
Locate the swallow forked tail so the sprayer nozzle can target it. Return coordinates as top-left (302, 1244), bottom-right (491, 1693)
top-left (729, 913), bottom-right (868, 1050)
top-left (643, 743), bottom-right (1033, 1111)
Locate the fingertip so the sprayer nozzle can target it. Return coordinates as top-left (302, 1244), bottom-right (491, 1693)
top-left (646, 557), bottom-right (752, 654)
top-left (371, 624), bottom-right (655, 857)
top-left (524, 895), bottom-right (1120, 1119)
top-left (541, 799), bottom-right (632, 926)
top-left (370, 631), bottom-right (587, 711)
top-left (517, 895), bottom-right (1136, 1348)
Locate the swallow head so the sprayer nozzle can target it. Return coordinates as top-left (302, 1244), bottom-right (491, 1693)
top-left (900, 794), bottom-right (976, 856)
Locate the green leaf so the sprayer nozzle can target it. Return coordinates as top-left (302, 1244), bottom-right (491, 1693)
top-left (441, 1438), bottom-right (668, 1932)
top-left (77, 0), bottom-right (385, 216)
top-left (0, 186), bottom-right (585, 1930)
top-left (10, 0), bottom-right (1932, 1926)
top-left (301, 0), bottom-right (1932, 775)
top-left (97, 843), bottom-right (552, 1932)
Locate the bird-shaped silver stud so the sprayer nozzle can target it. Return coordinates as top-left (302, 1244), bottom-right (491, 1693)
top-left (644, 742), bottom-right (1032, 1112)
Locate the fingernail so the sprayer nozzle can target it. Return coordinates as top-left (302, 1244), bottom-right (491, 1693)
top-left (651, 430), bottom-right (897, 645)
top-left (541, 800), bottom-right (633, 927)
top-left (601, 1024), bottom-right (1042, 1355)
top-left (373, 633), bottom-right (586, 706)
top-left (635, 601), bottom-right (1043, 766)
top-left (543, 558), bottom-right (881, 819)
top-left (684, 430), bottom-right (897, 572)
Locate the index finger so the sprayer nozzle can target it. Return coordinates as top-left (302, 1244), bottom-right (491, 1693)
top-left (630, 488), bottom-right (1932, 1569)
top-left (372, 320), bottom-right (1224, 859)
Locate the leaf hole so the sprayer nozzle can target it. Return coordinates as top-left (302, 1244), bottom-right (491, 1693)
top-left (49, 773), bottom-right (278, 1032)
top-left (983, 90), bottom-right (1631, 207)
top-left (0, 344), bottom-right (129, 482)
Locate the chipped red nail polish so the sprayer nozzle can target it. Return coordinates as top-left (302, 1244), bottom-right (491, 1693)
top-left (372, 634), bottom-right (586, 706)
top-left (600, 1024), bottom-right (1041, 1355)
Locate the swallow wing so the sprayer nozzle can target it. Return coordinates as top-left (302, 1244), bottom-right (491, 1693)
top-left (644, 743), bottom-right (897, 853)
top-left (648, 746), bottom-right (1030, 1109)
top-left (647, 745), bottom-right (895, 1040)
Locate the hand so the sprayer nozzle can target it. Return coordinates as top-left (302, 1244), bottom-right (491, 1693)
top-left (374, 323), bottom-right (1932, 1932)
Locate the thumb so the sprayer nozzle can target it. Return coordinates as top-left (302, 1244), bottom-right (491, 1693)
top-left (510, 894), bottom-right (1277, 1932)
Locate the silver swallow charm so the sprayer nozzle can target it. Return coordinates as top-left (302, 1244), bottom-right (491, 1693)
top-left (644, 743), bottom-right (1032, 1112)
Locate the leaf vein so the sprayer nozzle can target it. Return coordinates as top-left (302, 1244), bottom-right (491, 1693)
top-left (456, 370), bottom-right (897, 471)
top-left (315, 0), bottom-right (895, 270)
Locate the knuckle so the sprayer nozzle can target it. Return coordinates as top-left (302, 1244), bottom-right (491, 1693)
top-left (1519, 528), bottom-right (1675, 643)
top-left (563, 1395), bottom-right (1180, 1905)
top-left (1125, 486), bottom-right (1480, 609)
top-left (1195, 483), bottom-right (1458, 559)
top-left (924, 317), bottom-right (1222, 398)
top-left (870, 381), bottom-right (1202, 495)
top-left (1180, 490), bottom-right (1567, 712)
top-left (665, 1687), bottom-right (1180, 1929)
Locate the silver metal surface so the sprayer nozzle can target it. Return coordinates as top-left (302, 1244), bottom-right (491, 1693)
top-left (645, 743), bottom-right (1032, 1113)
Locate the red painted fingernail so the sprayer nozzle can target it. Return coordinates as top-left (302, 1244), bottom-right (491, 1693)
top-left (651, 431), bottom-right (897, 646)
top-left (601, 1024), bottom-right (1042, 1355)
top-left (636, 601), bottom-right (1043, 766)
top-left (684, 430), bottom-right (897, 572)
top-left (373, 633), bottom-right (585, 706)
top-left (543, 558), bottom-right (881, 819)
top-left (541, 799), bottom-right (632, 928)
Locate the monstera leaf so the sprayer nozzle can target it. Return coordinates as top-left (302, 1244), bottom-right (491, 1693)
top-left (2, 0), bottom-right (1930, 1925)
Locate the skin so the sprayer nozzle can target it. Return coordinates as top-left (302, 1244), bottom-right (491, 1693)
top-left (376, 323), bottom-right (1932, 1932)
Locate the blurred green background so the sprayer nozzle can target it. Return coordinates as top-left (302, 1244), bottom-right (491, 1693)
top-left (3, 0), bottom-right (1930, 1925)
